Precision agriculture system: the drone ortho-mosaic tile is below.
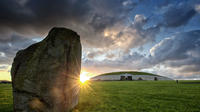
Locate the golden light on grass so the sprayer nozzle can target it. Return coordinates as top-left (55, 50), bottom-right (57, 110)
top-left (78, 71), bottom-right (95, 99)
top-left (80, 71), bottom-right (90, 84)
top-left (78, 71), bottom-right (94, 95)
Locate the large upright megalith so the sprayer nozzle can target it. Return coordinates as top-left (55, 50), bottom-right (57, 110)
top-left (11, 27), bottom-right (82, 112)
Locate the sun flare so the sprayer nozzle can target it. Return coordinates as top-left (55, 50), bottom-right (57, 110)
top-left (80, 72), bottom-right (90, 83)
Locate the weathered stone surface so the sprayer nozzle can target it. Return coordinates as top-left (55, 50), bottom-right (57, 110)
top-left (11, 27), bottom-right (81, 112)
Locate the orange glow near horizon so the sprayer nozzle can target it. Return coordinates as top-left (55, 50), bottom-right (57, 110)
top-left (0, 70), bottom-right (11, 81)
top-left (0, 65), bottom-right (11, 81)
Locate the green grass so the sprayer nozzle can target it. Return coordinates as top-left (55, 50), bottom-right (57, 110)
top-left (98, 71), bottom-right (158, 76)
top-left (0, 84), bottom-right (13, 112)
top-left (1, 81), bottom-right (200, 112)
top-left (74, 81), bottom-right (200, 112)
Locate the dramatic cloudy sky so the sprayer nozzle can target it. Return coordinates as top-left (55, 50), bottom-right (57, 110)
top-left (0, 0), bottom-right (200, 80)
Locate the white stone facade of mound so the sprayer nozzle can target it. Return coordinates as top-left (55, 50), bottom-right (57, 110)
top-left (91, 74), bottom-right (172, 81)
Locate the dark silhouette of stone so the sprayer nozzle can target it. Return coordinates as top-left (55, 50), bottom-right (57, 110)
top-left (11, 27), bottom-right (82, 112)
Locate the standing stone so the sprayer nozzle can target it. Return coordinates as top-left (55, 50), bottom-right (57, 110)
top-left (11, 27), bottom-right (81, 112)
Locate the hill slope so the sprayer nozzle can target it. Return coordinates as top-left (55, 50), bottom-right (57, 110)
top-left (98, 71), bottom-right (159, 76)
top-left (91, 71), bottom-right (173, 81)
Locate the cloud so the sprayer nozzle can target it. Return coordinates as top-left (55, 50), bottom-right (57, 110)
top-left (99, 14), bottom-right (160, 53)
top-left (0, 0), bottom-right (91, 35)
top-left (0, 0), bottom-right (143, 68)
top-left (0, 0), bottom-right (200, 79)
top-left (83, 30), bottom-right (200, 78)
top-left (0, 0), bottom-right (141, 53)
top-left (0, 0), bottom-right (137, 39)
top-left (83, 14), bottom-right (161, 63)
top-left (87, 50), bottom-right (104, 59)
top-left (0, 64), bottom-right (9, 71)
top-left (0, 0), bottom-right (139, 63)
top-left (0, 34), bottom-right (36, 64)
top-left (106, 53), bottom-right (116, 59)
top-left (88, 0), bottom-right (136, 32)
top-left (150, 30), bottom-right (200, 75)
top-left (163, 2), bottom-right (197, 27)
top-left (195, 4), bottom-right (200, 13)
top-left (83, 52), bottom-right (150, 74)
top-left (150, 30), bottom-right (200, 62)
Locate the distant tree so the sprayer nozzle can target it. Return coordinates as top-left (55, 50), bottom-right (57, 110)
top-left (0, 80), bottom-right (11, 84)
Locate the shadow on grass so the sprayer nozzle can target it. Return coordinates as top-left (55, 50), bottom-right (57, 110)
top-left (179, 81), bottom-right (200, 84)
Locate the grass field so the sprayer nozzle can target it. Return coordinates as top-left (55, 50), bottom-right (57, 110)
top-left (1, 81), bottom-right (200, 112)
top-left (0, 84), bottom-right (13, 112)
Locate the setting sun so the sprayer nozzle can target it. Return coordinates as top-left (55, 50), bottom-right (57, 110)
top-left (80, 72), bottom-right (90, 83)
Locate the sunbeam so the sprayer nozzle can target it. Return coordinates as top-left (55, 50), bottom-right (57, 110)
top-left (80, 72), bottom-right (90, 83)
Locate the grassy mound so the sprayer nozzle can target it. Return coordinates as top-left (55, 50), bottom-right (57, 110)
top-left (98, 71), bottom-right (158, 76)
